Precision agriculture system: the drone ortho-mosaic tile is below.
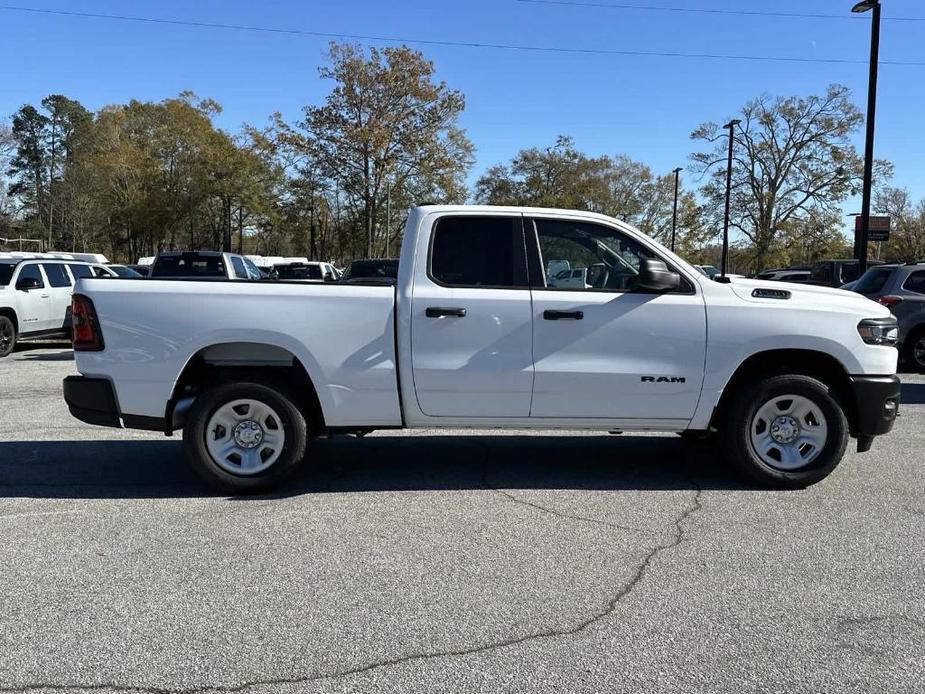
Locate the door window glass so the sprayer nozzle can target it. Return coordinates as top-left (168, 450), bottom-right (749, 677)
top-left (534, 219), bottom-right (657, 291)
top-left (18, 264), bottom-right (45, 288)
top-left (42, 264), bottom-right (72, 288)
top-left (68, 264), bottom-right (94, 280)
top-left (230, 256), bottom-right (248, 279)
top-left (902, 270), bottom-right (925, 294)
top-left (430, 216), bottom-right (526, 288)
top-left (243, 258), bottom-right (263, 280)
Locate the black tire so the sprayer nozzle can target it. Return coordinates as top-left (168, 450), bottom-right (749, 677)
top-left (0, 316), bottom-right (16, 358)
top-left (721, 373), bottom-right (849, 489)
top-left (183, 381), bottom-right (308, 494)
top-left (903, 327), bottom-right (925, 374)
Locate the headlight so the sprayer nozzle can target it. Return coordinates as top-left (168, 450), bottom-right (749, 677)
top-left (858, 317), bottom-right (899, 346)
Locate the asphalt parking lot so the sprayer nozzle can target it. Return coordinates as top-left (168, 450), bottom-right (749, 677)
top-left (1, 342), bottom-right (923, 694)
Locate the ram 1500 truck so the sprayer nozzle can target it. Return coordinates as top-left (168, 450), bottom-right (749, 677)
top-left (63, 206), bottom-right (901, 492)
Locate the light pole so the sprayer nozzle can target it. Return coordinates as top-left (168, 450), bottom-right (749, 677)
top-left (721, 120), bottom-right (740, 280)
top-left (852, 0), bottom-right (881, 276)
top-left (670, 167), bottom-right (683, 253)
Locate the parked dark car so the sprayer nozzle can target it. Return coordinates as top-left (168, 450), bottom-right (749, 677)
top-left (808, 259), bottom-right (884, 288)
top-left (340, 258), bottom-right (399, 284)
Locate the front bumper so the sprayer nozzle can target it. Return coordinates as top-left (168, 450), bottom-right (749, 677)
top-left (849, 375), bottom-right (901, 451)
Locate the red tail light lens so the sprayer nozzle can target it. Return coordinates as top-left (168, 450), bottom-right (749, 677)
top-left (876, 295), bottom-right (904, 308)
top-left (71, 294), bottom-right (104, 351)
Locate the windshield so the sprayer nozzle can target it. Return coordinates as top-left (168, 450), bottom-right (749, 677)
top-left (152, 255), bottom-right (226, 278)
top-left (853, 267), bottom-right (893, 295)
top-left (276, 264), bottom-right (322, 280)
top-left (109, 265), bottom-right (143, 278)
top-left (343, 259), bottom-right (399, 280)
top-left (0, 263), bottom-right (15, 287)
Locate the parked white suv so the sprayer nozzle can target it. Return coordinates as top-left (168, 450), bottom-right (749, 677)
top-left (0, 254), bottom-right (118, 357)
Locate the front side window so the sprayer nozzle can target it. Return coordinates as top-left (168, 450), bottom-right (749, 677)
top-left (42, 264), bottom-right (72, 288)
top-left (533, 219), bottom-right (658, 292)
top-left (17, 264), bottom-right (45, 288)
top-left (243, 258), bottom-right (263, 280)
top-left (430, 216), bottom-right (527, 288)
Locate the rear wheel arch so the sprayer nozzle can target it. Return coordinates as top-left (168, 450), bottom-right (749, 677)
top-left (711, 349), bottom-right (858, 435)
top-left (169, 342), bottom-right (326, 433)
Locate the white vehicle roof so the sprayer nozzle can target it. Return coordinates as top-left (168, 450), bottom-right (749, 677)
top-left (282, 257), bottom-right (310, 265)
top-left (136, 257), bottom-right (156, 266)
top-left (0, 251), bottom-right (104, 263)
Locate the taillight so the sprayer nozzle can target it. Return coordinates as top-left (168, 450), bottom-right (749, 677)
top-left (876, 295), bottom-right (904, 308)
top-left (71, 294), bottom-right (104, 351)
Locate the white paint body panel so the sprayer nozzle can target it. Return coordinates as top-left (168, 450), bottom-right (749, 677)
top-left (73, 205), bottom-right (897, 434)
top-left (74, 279), bottom-right (402, 426)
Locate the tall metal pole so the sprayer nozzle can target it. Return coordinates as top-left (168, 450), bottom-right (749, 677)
top-left (385, 181), bottom-right (391, 257)
top-left (721, 120), bottom-right (740, 279)
top-left (855, 0), bottom-right (881, 277)
top-left (237, 204), bottom-right (244, 255)
top-left (670, 167), bottom-right (682, 253)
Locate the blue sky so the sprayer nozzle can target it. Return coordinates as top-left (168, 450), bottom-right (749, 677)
top-left (2, 0), bottom-right (924, 213)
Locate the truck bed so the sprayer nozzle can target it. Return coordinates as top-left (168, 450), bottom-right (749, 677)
top-left (73, 278), bottom-right (402, 427)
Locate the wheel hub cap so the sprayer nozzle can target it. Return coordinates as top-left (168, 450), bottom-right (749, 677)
top-left (770, 416), bottom-right (800, 444)
top-left (233, 420), bottom-right (264, 449)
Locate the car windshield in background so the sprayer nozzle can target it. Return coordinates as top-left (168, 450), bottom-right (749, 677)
top-left (152, 256), bottom-right (225, 278)
top-left (0, 263), bottom-right (16, 287)
top-left (343, 259), bottom-right (399, 280)
top-left (854, 267), bottom-right (892, 295)
top-left (276, 264), bottom-right (322, 280)
top-left (110, 266), bottom-right (143, 278)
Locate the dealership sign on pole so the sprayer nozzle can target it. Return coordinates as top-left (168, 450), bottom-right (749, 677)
top-left (856, 215), bottom-right (891, 243)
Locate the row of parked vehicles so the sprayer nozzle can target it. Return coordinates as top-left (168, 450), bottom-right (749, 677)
top-left (0, 250), bottom-right (399, 357)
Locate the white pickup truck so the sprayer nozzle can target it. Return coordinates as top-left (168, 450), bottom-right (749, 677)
top-left (63, 206), bottom-right (901, 492)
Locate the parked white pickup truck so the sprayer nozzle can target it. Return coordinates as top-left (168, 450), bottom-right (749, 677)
top-left (63, 206), bottom-right (901, 492)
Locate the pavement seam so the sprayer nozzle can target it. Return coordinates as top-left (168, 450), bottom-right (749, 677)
top-left (0, 486), bottom-right (704, 694)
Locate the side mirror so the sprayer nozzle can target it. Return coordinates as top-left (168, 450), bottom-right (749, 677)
top-left (636, 259), bottom-right (680, 293)
top-left (16, 277), bottom-right (41, 291)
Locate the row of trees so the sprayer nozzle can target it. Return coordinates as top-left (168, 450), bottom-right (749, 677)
top-left (2, 42), bottom-right (924, 271)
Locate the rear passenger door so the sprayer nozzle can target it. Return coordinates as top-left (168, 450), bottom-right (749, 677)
top-left (41, 263), bottom-right (74, 331)
top-left (410, 214), bottom-right (535, 418)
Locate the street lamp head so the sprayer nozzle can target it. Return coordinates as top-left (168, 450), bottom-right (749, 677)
top-left (851, 0), bottom-right (878, 13)
top-left (673, 167), bottom-right (683, 174)
top-left (724, 119), bottom-right (741, 129)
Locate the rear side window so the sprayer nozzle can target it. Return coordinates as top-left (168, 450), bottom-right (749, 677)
top-left (42, 263), bottom-right (72, 288)
top-left (854, 268), bottom-right (892, 294)
top-left (230, 256), bottom-right (248, 279)
top-left (903, 270), bottom-right (925, 294)
top-left (152, 256), bottom-right (226, 278)
top-left (430, 216), bottom-right (527, 288)
top-left (68, 264), bottom-right (93, 280)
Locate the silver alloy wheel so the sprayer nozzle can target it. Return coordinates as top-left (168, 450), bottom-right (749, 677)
top-left (749, 394), bottom-right (828, 471)
top-left (914, 336), bottom-right (925, 368)
top-left (205, 398), bottom-right (285, 475)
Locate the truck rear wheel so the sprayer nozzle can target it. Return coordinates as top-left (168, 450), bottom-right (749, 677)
top-left (0, 316), bottom-right (16, 358)
top-left (722, 373), bottom-right (849, 489)
top-left (183, 382), bottom-right (308, 493)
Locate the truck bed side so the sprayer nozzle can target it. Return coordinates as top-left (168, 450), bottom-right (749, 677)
top-left (73, 278), bottom-right (402, 428)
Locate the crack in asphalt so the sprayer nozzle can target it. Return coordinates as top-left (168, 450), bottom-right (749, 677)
top-left (0, 485), bottom-right (704, 694)
top-left (481, 468), bottom-right (658, 537)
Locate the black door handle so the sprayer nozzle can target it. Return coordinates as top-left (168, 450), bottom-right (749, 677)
top-left (426, 307), bottom-right (467, 318)
top-left (544, 310), bottom-right (584, 321)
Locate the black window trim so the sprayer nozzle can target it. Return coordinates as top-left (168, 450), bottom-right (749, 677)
top-left (426, 214), bottom-right (531, 291)
top-left (524, 217), bottom-right (697, 296)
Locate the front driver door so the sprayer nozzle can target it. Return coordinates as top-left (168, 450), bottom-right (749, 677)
top-left (410, 214), bottom-right (534, 418)
top-left (527, 217), bottom-right (706, 422)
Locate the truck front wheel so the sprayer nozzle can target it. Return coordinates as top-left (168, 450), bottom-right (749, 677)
top-left (722, 373), bottom-right (849, 489)
top-left (0, 316), bottom-right (16, 358)
top-left (183, 382), bottom-right (308, 493)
